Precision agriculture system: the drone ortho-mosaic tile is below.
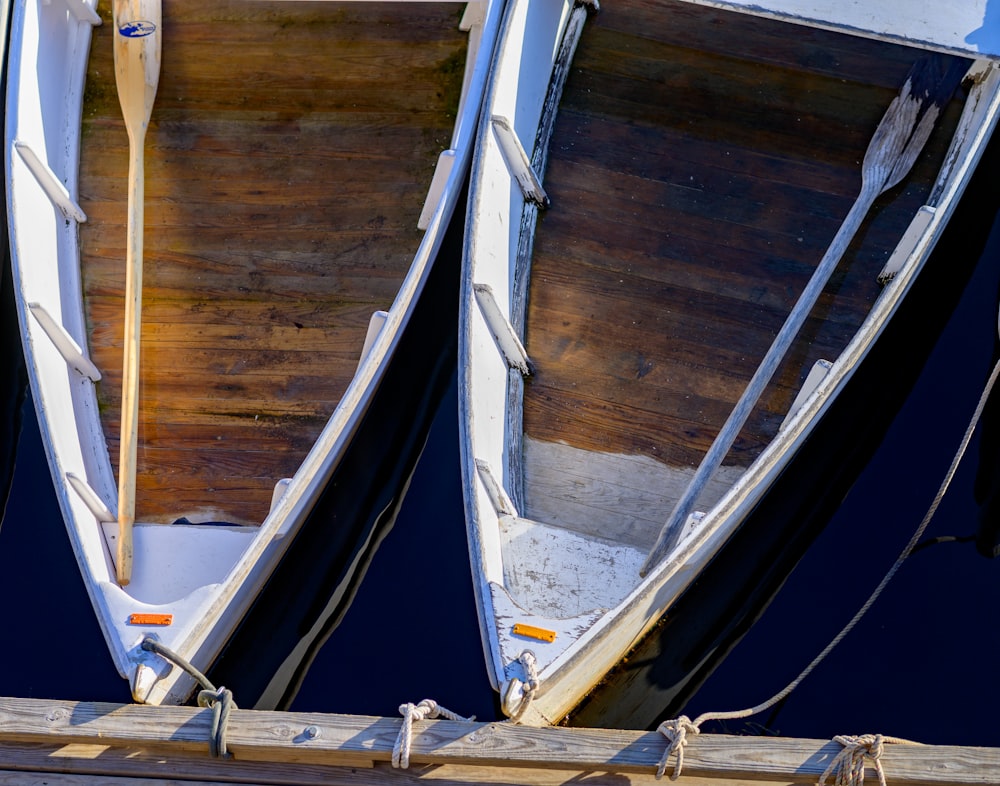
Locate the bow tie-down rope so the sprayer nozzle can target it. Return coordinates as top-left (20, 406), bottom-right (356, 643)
top-left (392, 699), bottom-right (475, 769)
top-left (819, 734), bottom-right (919, 786)
top-left (654, 344), bottom-right (1000, 781)
top-left (655, 716), bottom-right (700, 779)
top-left (140, 637), bottom-right (236, 758)
top-left (506, 650), bottom-right (540, 723)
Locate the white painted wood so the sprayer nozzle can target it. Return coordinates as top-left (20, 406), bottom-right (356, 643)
top-left (488, 580), bottom-right (604, 710)
top-left (453, 1), bottom-right (488, 150)
top-left (459, 0), bottom-right (1000, 726)
top-left (673, 0), bottom-right (1000, 60)
top-left (357, 309), bottom-right (388, 370)
top-left (475, 458), bottom-right (517, 517)
top-left (99, 522), bottom-right (260, 606)
top-left (460, 0), bottom-right (486, 30)
top-left (64, 0), bottom-right (102, 25)
top-left (269, 478), bottom-right (292, 514)
top-left (878, 205), bottom-right (937, 282)
top-left (13, 140), bottom-right (87, 222)
top-left (418, 149), bottom-right (455, 230)
top-left (474, 283), bottom-right (531, 374)
top-left (460, 0), bottom-right (586, 715)
top-left (7, 0), bottom-right (505, 706)
top-left (491, 115), bottom-right (549, 206)
top-left (67, 472), bottom-right (115, 522)
top-left (27, 302), bottom-right (101, 381)
top-left (499, 515), bottom-right (646, 618)
top-left (523, 437), bottom-right (745, 550)
top-left (779, 359), bottom-right (833, 432)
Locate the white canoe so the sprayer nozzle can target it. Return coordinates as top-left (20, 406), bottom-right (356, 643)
top-left (7, 0), bottom-right (501, 705)
top-left (459, 0), bottom-right (1000, 724)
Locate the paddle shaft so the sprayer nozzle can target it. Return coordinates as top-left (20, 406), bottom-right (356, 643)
top-left (640, 60), bottom-right (953, 576)
top-left (114, 0), bottom-right (161, 586)
top-left (117, 142), bottom-right (144, 586)
top-left (640, 187), bottom-right (878, 575)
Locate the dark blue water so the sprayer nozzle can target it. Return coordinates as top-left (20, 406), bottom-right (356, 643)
top-left (684, 207), bottom-right (1000, 747)
top-left (2, 175), bottom-right (1000, 747)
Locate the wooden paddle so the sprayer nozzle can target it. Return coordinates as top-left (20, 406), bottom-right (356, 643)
top-left (113, 0), bottom-right (161, 586)
top-left (641, 56), bottom-right (967, 577)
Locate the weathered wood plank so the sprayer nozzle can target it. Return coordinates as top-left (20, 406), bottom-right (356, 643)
top-left (0, 697), bottom-right (995, 785)
top-left (79, 0), bottom-right (467, 525)
top-left (0, 745), bottom-right (797, 786)
top-left (521, 0), bottom-right (963, 476)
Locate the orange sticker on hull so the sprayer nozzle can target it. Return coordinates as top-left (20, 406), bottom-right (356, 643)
top-left (128, 613), bottom-right (173, 626)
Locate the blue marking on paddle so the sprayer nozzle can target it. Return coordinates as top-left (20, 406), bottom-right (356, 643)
top-left (118, 20), bottom-right (156, 38)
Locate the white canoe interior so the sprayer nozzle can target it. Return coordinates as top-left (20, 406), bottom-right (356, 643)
top-left (8, 0), bottom-right (502, 704)
top-left (460, 0), bottom-right (1000, 724)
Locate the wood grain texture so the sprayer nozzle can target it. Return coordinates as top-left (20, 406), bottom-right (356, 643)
top-left (520, 0), bottom-right (965, 499)
top-left (80, 1), bottom-right (467, 524)
top-left (0, 696), bottom-right (995, 784)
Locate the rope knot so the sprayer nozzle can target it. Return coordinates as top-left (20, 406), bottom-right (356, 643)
top-left (655, 715), bottom-right (700, 780)
top-left (392, 699), bottom-right (474, 769)
top-left (518, 649), bottom-right (540, 692)
top-left (819, 733), bottom-right (917, 786)
top-left (402, 698), bottom-right (441, 722)
top-left (503, 650), bottom-right (540, 723)
top-left (196, 686), bottom-right (235, 759)
top-left (139, 637), bottom-right (237, 760)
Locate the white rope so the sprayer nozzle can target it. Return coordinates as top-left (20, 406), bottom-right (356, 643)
top-left (818, 734), bottom-right (920, 786)
top-left (653, 346), bottom-right (1000, 781)
top-left (392, 699), bottom-right (474, 769)
top-left (655, 715), bottom-right (700, 780)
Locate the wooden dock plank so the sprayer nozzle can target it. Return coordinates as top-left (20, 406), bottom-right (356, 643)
top-left (0, 697), bottom-right (995, 785)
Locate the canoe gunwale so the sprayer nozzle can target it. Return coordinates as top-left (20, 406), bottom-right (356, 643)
top-left (459, 0), bottom-right (1000, 725)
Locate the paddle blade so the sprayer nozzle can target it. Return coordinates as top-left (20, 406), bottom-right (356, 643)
top-left (113, 0), bottom-right (162, 138)
top-left (866, 54), bottom-right (968, 195)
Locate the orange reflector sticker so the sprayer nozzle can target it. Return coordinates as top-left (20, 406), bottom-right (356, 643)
top-left (512, 623), bottom-right (556, 643)
top-left (129, 613), bottom-right (173, 626)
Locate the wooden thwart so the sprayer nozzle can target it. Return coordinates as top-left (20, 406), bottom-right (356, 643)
top-left (0, 696), bottom-right (995, 785)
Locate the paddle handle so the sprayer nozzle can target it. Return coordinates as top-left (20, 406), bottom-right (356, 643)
top-left (640, 185), bottom-right (878, 575)
top-left (117, 140), bottom-right (145, 587)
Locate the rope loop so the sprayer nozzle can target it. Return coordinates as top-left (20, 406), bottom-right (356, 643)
top-left (504, 650), bottom-right (540, 723)
top-left (197, 687), bottom-right (235, 759)
top-left (655, 715), bottom-right (700, 780)
top-left (140, 637), bottom-right (237, 759)
top-left (140, 637), bottom-right (215, 692)
top-left (818, 733), bottom-right (918, 786)
top-left (392, 699), bottom-right (475, 769)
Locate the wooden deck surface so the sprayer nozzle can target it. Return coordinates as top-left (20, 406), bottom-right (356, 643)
top-left (79, 1), bottom-right (466, 524)
top-left (3, 695), bottom-right (997, 785)
top-left (521, 0), bottom-right (966, 499)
